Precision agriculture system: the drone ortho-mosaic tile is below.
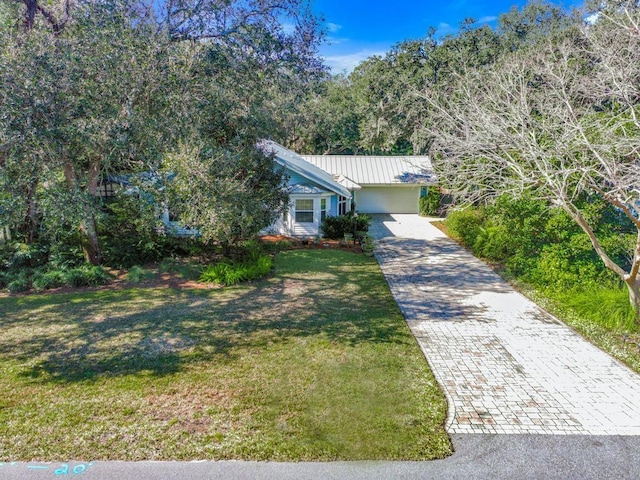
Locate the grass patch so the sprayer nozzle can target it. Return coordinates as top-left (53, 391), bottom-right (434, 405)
top-left (0, 250), bottom-right (451, 461)
top-left (521, 285), bottom-right (640, 374)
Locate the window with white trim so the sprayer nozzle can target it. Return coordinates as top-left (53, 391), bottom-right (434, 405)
top-left (320, 198), bottom-right (327, 222)
top-left (295, 199), bottom-right (314, 223)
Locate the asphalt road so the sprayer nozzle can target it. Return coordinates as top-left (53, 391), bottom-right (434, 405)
top-left (3, 434), bottom-right (640, 480)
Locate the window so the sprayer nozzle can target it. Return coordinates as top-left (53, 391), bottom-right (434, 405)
top-left (320, 198), bottom-right (327, 222)
top-left (295, 199), bottom-right (314, 223)
top-left (338, 196), bottom-right (348, 215)
top-left (97, 181), bottom-right (117, 197)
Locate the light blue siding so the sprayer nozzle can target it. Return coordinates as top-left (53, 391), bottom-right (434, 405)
top-left (286, 169), bottom-right (323, 189)
top-left (329, 195), bottom-right (338, 217)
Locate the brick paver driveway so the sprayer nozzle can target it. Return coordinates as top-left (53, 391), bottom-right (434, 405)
top-left (370, 214), bottom-right (640, 435)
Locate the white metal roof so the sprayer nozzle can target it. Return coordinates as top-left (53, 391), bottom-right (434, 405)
top-left (301, 155), bottom-right (435, 186)
top-left (258, 140), bottom-right (352, 198)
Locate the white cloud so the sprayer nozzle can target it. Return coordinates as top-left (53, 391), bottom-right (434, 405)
top-left (323, 50), bottom-right (386, 73)
top-left (437, 22), bottom-right (455, 35)
top-left (326, 36), bottom-right (350, 46)
top-left (327, 22), bottom-right (342, 33)
top-left (477, 15), bottom-right (497, 24)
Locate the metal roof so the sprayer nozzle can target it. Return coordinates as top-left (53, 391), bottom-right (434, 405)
top-left (301, 155), bottom-right (435, 186)
top-left (258, 140), bottom-right (352, 198)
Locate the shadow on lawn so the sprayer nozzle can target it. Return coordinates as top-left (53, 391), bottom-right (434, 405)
top-left (0, 251), bottom-right (409, 383)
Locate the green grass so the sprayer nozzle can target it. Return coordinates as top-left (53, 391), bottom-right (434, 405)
top-left (0, 250), bottom-right (451, 461)
top-left (522, 285), bottom-right (640, 374)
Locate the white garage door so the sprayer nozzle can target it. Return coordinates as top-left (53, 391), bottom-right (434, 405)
top-left (355, 186), bottom-right (421, 214)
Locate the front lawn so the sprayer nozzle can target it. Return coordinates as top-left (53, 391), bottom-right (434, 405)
top-left (0, 250), bottom-right (451, 461)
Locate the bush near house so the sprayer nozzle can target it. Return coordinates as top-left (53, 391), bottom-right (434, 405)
top-left (320, 212), bottom-right (371, 239)
top-left (200, 239), bottom-right (273, 286)
top-left (200, 256), bottom-right (272, 286)
top-left (419, 189), bottom-right (442, 216)
top-left (445, 194), bottom-right (638, 338)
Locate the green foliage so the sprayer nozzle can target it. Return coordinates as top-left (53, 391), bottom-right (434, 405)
top-left (419, 190), bottom-right (441, 216)
top-left (6, 271), bottom-right (29, 293)
top-left (1, 0), bottom-right (323, 263)
top-left (30, 265), bottom-right (112, 291)
top-left (98, 195), bottom-right (185, 269)
top-left (164, 144), bottom-right (289, 247)
top-left (446, 195), bottom-right (635, 293)
top-left (31, 269), bottom-right (66, 292)
top-left (126, 266), bottom-right (155, 284)
top-left (361, 234), bottom-right (375, 255)
top-left (0, 242), bottom-right (48, 270)
top-left (550, 286), bottom-right (636, 332)
top-left (444, 208), bottom-right (485, 247)
top-left (59, 265), bottom-right (113, 288)
top-left (200, 255), bottom-right (273, 286)
top-left (320, 213), bottom-right (371, 240)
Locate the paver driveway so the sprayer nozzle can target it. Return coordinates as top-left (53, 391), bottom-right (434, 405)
top-left (370, 214), bottom-right (640, 435)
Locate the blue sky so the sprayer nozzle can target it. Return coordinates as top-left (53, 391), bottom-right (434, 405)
top-left (312, 0), bottom-right (568, 72)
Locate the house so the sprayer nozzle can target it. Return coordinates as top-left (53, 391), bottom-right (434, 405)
top-left (98, 173), bottom-right (198, 238)
top-left (259, 140), bottom-right (436, 237)
top-left (97, 141), bottom-right (436, 239)
top-left (259, 140), bottom-right (352, 237)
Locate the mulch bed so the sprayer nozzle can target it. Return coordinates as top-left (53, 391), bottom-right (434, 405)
top-left (259, 235), bottom-right (363, 253)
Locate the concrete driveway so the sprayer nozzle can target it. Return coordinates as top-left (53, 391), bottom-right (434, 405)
top-left (370, 214), bottom-right (640, 435)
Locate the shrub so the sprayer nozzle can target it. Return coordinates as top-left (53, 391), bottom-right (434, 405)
top-left (473, 224), bottom-right (514, 262)
top-left (321, 212), bottom-right (370, 239)
top-left (6, 271), bottom-right (29, 293)
top-left (62, 265), bottom-right (113, 288)
top-left (551, 286), bottom-right (636, 332)
top-left (444, 208), bottom-right (484, 247)
top-left (32, 269), bottom-right (66, 292)
top-left (200, 255), bottom-right (272, 286)
top-left (0, 242), bottom-right (48, 270)
top-left (240, 239), bottom-right (264, 263)
top-left (126, 265), bottom-right (155, 284)
top-left (419, 190), bottom-right (441, 216)
top-left (99, 195), bottom-right (190, 268)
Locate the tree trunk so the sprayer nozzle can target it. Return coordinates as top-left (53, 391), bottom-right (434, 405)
top-left (23, 179), bottom-right (39, 243)
top-left (79, 214), bottom-right (101, 265)
top-left (626, 277), bottom-right (640, 324)
top-left (64, 161), bottom-right (102, 265)
top-left (22, 0), bottom-right (37, 31)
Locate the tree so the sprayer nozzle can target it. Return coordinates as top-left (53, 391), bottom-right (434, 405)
top-left (1, 0), bottom-right (323, 263)
top-left (424, 5), bottom-right (640, 318)
top-left (163, 142), bottom-right (288, 249)
top-left (0, 0), bottom-right (173, 263)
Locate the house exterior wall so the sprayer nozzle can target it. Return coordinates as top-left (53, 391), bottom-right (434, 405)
top-left (266, 166), bottom-right (341, 237)
top-left (354, 185), bottom-right (421, 214)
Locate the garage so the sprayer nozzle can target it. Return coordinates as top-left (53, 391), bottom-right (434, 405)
top-left (354, 186), bottom-right (421, 214)
top-left (301, 153), bottom-right (435, 215)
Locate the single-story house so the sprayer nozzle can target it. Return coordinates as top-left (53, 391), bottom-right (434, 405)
top-left (97, 140), bottom-right (436, 239)
top-left (259, 140), bottom-right (436, 237)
